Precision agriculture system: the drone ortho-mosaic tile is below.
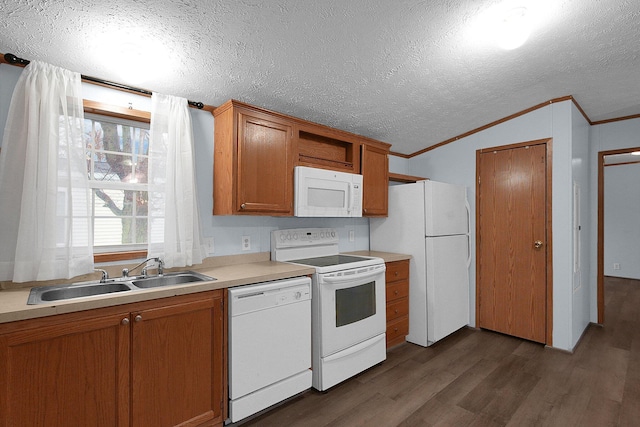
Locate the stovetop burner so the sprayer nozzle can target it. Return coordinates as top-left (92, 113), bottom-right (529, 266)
top-left (290, 254), bottom-right (371, 268)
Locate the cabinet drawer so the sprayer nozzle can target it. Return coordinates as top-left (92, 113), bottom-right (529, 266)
top-left (386, 280), bottom-right (409, 303)
top-left (385, 260), bottom-right (409, 283)
top-left (386, 317), bottom-right (409, 346)
top-left (386, 298), bottom-right (409, 322)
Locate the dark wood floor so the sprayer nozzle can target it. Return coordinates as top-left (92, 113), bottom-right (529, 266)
top-left (237, 277), bottom-right (640, 426)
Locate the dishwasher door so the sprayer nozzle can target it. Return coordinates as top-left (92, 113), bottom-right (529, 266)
top-left (228, 276), bottom-right (312, 422)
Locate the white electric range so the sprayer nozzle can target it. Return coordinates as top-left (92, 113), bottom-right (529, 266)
top-left (271, 228), bottom-right (386, 391)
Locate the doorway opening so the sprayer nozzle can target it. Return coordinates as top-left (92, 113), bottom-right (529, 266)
top-left (597, 147), bottom-right (640, 323)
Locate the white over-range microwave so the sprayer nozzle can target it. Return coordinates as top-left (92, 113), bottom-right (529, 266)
top-left (294, 166), bottom-right (363, 217)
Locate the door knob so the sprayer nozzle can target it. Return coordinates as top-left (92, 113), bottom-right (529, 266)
top-left (534, 240), bottom-right (544, 249)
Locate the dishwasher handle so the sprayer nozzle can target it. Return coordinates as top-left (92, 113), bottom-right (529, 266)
top-left (229, 277), bottom-right (312, 317)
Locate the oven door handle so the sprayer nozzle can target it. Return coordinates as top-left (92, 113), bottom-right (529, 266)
top-left (321, 267), bottom-right (385, 284)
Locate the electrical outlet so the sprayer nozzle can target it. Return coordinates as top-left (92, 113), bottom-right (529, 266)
top-left (349, 230), bottom-right (355, 242)
top-left (613, 263), bottom-right (621, 270)
top-left (242, 236), bottom-right (251, 251)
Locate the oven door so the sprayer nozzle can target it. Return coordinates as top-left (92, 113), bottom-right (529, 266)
top-left (317, 263), bottom-right (386, 356)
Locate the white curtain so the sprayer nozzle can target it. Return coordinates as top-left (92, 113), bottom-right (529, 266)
top-left (0, 61), bottom-right (93, 282)
top-left (148, 93), bottom-right (205, 268)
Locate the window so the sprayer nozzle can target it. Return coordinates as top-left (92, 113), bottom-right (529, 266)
top-left (83, 101), bottom-right (151, 260)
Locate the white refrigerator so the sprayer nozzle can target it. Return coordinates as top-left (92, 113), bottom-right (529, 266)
top-left (370, 180), bottom-right (470, 347)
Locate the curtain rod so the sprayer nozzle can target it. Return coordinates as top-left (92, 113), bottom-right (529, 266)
top-left (3, 53), bottom-right (205, 110)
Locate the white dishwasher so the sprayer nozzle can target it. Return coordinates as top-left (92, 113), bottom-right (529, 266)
top-left (228, 276), bottom-right (312, 423)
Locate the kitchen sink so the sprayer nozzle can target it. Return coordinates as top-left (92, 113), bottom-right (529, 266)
top-left (28, 282), bottom-right (134, 304)
top-left (27, 271), bottom-right (215, 304)
top-left (130, 271), bottom-right (214, 289)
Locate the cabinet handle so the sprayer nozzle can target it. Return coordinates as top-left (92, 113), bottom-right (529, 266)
top-left (134, 314), bottom-right (143, 322)
top-left (394, 327), bottom-right (398, 332)
top-left (121, 318), bottom-right (130, 325)
top-left (394, 271), bottom-right (399, 276)
top-left (240, 203), bottom-right (246, 209)
top-left (395, 309), bottom-right (399, 314)
top-left (394, 290), bottom-right (399, 295)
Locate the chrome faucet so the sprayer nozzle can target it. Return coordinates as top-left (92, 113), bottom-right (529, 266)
top-left (94, 269), bottom-right (109, 283)
top-left (122, 257), bottom-right (164, 278)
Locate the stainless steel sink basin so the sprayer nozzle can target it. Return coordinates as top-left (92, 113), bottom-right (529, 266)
top-left (28, 282), bottom-right (134, 305)
top-left (27, 271), bottom-right (215, 304)
top-left (130, 271), bottom-right (214, 289)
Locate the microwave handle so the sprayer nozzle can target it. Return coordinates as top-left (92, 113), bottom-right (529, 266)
top-left (348, 183), bottom-right (355, 213)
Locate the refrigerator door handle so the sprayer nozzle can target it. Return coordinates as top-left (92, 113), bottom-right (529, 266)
top-left (465, 198), bottom-right (472, 268)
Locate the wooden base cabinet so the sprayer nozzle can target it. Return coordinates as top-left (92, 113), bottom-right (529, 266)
top-left (131, 294), bottom-right (225, 426)
top-left (0, 311), bottom-right (131, 427)
top-left (385, 260), bottom-right (410, 348)
top-left (0, 291), bottom-right (225, 427)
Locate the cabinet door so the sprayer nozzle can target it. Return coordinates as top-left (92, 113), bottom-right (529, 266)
top-left (131, 292), bottom-right (224, 427)
top-left (361, 144), bottom-right (389, 217)
top-left (237, 112), bottom-right (293, 214)
top-left (0, 312), bottom-right (130, 427)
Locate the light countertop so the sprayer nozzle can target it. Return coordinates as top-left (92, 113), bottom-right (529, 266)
top-left (346, 250), bottom-right (411, 263)
top-left (0, 254), bottom-right (314, 325)
top-left (0, 250), bottom-right (410, 325)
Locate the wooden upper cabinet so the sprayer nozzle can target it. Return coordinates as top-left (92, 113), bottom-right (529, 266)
top-left (361, 142), bottom-right (389, 217)
top-left (296, 123), bottom-right (360, 173)
top-left (214, 100), bottom-right (294, 215)
top-left (213, 99), bottom-right (391, 217)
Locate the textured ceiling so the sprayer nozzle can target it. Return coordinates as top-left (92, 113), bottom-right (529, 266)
top-left (1, 0), bottom-right (639, 155)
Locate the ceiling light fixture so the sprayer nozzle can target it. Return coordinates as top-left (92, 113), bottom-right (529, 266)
top-left (495, 7), bottom-right (531, 50)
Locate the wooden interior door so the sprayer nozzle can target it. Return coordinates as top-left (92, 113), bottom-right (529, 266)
top-left (477, 142), bottom-right (548, 343)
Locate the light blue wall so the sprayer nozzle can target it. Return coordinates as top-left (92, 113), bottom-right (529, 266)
top-left (604, 162), bottom-right (640, 280)
top-left (388, 153), bottom-right (410, 175)
top-left (593, 117), bottom-right (640, 281)
top-left (0, 65), bottom-right (371, 261)
top-left (571, 103), bottom-right (592, 347)
top-left (407, 101), bottom-right (581, 351)
top-left (589, 118), bottom-right (640, 318)
top-left (0, 64), bottom-right (22, 142)
top-left (550, 101), bottom-right (576, 350)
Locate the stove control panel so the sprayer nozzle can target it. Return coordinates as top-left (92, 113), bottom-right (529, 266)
top-left (272, 228), bottom-right (338, 249)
